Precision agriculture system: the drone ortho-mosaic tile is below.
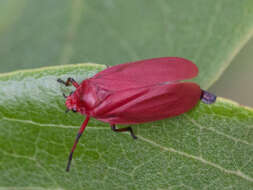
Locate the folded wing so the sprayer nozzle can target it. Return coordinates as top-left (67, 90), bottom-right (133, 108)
top-left (91, 57), bottom-right (198, 91)
top-left (92, 82), bottom-right (201, 124)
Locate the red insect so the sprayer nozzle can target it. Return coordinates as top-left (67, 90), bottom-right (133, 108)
top-left (57, 57), bottom-right (216, 171)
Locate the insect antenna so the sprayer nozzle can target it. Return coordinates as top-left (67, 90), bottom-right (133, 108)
top-left (62, 93), bottom-right (67, 98)
top-left (66, 116), bottom-right (90, 172)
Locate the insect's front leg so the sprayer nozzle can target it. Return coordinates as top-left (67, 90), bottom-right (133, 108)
top-left (111, 124), bottom-right (137, 139)
top-left (57, 77), bottom-right (79, 88)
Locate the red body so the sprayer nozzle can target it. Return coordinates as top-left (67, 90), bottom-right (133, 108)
top-left (63, 57), bottom-right (202, 171)
top-left (66, 57), bottom-right (201, 124)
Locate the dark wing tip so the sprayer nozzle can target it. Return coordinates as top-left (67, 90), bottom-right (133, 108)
top-left (200, 90), bottom-right (217, 104)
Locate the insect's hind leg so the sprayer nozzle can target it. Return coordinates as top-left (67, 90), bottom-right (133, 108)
top-left (57, 77), bottom-right (79, 88)
top-left (111, 124), bottom-right (137, 139)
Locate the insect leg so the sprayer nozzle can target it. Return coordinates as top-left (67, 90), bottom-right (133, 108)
top-left (111, 124), bottom-right (137, 139)
top-left (66, 116), bottom-right (90, 172)
top-left (57, 77), bottom-right (79, 88)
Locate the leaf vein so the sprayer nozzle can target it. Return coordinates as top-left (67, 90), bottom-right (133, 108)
top-left (137, 135), bottom-right (253, 182)
top-left (1, 116), bottom-right (107, 130)
top-left (186, 115), bottom-right (253, 147)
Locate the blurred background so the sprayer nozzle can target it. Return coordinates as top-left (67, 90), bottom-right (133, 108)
top-left (211, 37), bottom-right (253, 107)
top-left (0, 0), bottom-right (252, 106)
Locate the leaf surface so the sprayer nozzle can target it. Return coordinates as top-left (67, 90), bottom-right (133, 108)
top-left (0, 0), bottom-right (252, 87)
top-left (0, 64), bottom-right (253, 189)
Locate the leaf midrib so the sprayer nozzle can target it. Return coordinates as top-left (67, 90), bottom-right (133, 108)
top-left (2, 113), bottom-right (253, 183)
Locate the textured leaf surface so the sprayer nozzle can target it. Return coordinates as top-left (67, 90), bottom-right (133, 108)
top-left (0, 0), bottom-right (253, 88)
top-left (1, 64), bottom-right (253, 190)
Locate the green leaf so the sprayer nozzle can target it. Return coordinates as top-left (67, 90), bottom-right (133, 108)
top-left (1, 64), bottom-right (253, 189)
top-left (0, 0), bottom-right (253, 88)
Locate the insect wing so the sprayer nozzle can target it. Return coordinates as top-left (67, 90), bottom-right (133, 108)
top-left (92, 82), bottom-right (201, 124)
top-left (91, 57), bottom-right (198, 91)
